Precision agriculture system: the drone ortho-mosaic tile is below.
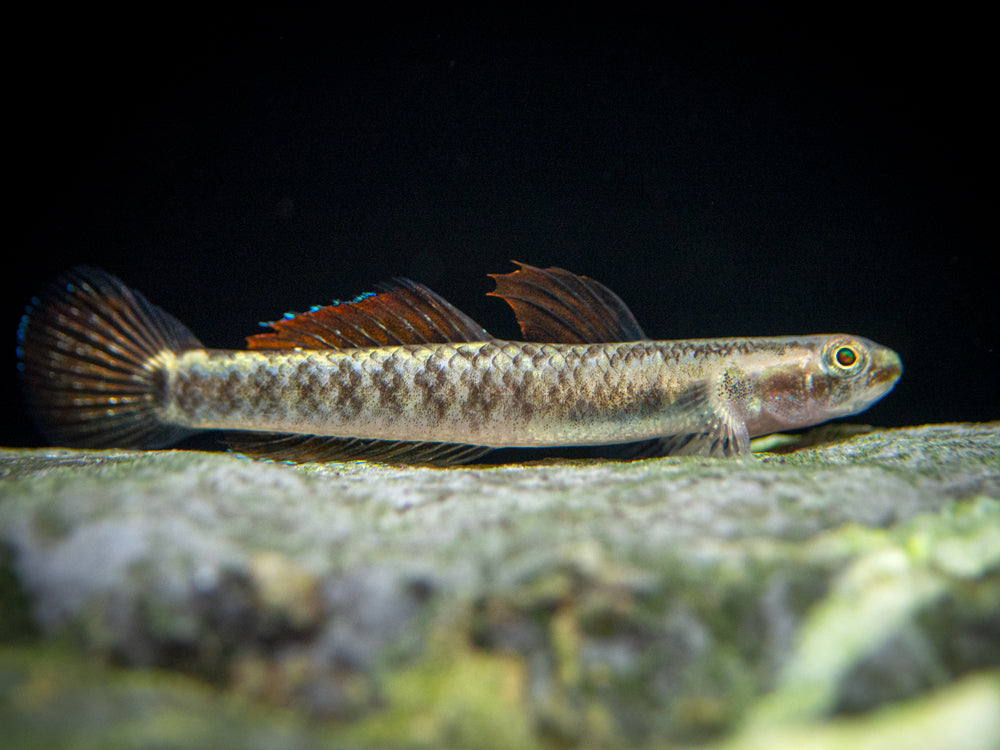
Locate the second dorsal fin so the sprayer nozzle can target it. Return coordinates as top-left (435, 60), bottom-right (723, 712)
top-left (488, 262), bottom-right (647, 343)
top-left (247, 278), bottom-right (491, 350)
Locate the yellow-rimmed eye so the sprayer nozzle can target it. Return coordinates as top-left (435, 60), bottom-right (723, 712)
top-left (835, 346), bottom-right (857, 367)
top-left (821, 337), bottom-right (869, 378)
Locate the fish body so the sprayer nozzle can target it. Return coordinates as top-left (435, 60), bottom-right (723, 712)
top-left (17, 263), bottom-right (902, 463)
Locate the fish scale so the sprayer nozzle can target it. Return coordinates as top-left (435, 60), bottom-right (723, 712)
top-left (155, 342), bottom-right (671, 447)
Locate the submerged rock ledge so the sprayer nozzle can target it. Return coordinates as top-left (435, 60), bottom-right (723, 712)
top-left (2, 422), bottom-right (999, 748)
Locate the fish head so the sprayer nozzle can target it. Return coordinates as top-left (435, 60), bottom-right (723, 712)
top-left (745, 334), bottom-right (902, 436)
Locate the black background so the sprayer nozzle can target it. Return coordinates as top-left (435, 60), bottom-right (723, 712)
top-left (4, 9), bottom-right (996, 448)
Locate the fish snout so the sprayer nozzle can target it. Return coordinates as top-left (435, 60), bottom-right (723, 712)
top-left (867, 346), bottom-right (903, 396)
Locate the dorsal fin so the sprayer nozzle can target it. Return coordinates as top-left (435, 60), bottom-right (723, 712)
top-left (488, 262), bottom-right (647, 343)
top-left (247, 278), bottom-right (491, 350)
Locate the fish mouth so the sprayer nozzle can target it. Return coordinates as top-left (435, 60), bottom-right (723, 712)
top-left (867, 348), bottom-right (903, 395)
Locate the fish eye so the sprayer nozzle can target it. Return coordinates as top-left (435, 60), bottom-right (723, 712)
top-left (821, 337), bottom-right (869, 377)
top-left (835, 346), bottom-right (857, 367)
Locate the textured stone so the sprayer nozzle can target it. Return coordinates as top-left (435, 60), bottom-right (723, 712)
top-left (1, 422), bottom-right (998, 748)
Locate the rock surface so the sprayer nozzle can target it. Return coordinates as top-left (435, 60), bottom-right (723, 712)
top-left (2, 422), bottom-right (999, 748)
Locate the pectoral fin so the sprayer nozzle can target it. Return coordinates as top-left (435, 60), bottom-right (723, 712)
top-left (629, 423), bottom-right (750, 458)
top-left (618, 381), bottom-right (751, 459)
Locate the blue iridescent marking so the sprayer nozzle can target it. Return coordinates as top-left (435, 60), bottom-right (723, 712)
top-left (328, 291), bottom-right (376, 307)
top-left (260, 290), bottom-right (378, 325)
top-left (16, 313), bottom-right (30, 345)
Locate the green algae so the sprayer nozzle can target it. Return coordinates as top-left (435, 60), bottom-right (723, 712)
top-left (343, 628), bottom-right (538, 750)
top-left (0, 645), bottom-right (329, 750)
top-left (749, 496), bottom-right (1000, 728)
top-left (0, 553), bottom-right (37, 643)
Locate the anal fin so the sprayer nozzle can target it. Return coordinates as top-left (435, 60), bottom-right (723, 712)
top-left (228, 432), bottom-right (492, 466)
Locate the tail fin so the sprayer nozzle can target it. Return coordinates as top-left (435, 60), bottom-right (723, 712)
top-left (17, 267), bottom-right (202, 449)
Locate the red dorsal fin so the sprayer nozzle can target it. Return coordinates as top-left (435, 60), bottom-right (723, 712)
top-left (488, 262), bottom-right (647, 343)
top-left (247, 279), bottom-right (491, 350)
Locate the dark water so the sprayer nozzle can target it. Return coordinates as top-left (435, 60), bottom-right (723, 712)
top-left (4, 9), bottom-right (995, 447)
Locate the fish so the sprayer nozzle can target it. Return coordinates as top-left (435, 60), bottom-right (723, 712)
top-left (16, 262), bottom-right (902, 464)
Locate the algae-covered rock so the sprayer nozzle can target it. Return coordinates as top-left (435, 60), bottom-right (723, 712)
top-left (1, 422), bottom-right (999, 748)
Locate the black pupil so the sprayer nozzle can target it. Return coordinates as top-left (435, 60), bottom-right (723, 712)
top-left (836, 347), bottom-right (857, 367)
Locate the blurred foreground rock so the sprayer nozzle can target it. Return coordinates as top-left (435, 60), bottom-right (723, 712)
top-left (2, 422), bottom-right (999, 749)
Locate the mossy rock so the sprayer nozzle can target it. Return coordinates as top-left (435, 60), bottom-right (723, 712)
top-left (2, 422), bottom-right (999, 748)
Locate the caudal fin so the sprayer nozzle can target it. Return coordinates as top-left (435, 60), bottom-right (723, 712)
top-left (17, 267), bottom-right (202, 449)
